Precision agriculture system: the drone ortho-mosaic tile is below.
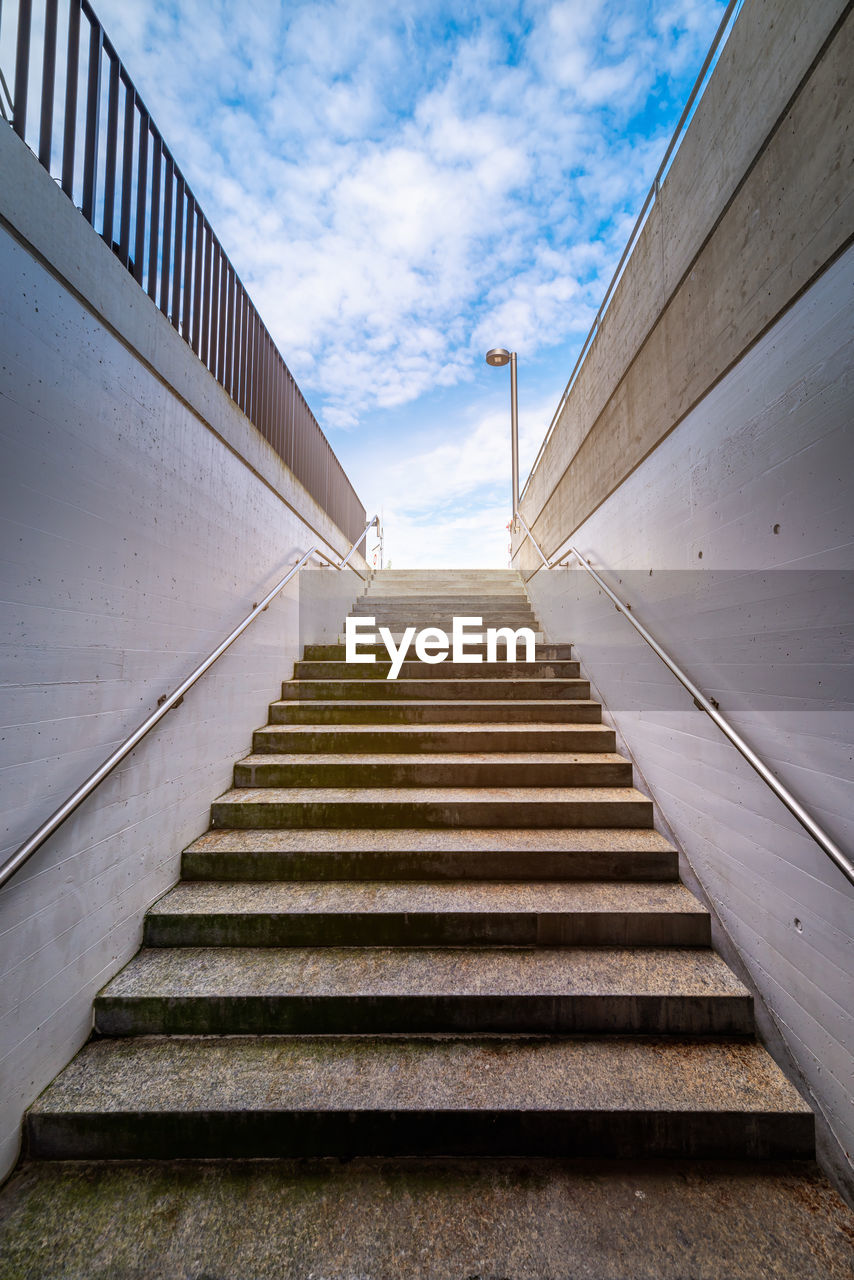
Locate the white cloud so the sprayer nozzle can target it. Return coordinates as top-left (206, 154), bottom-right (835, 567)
top-left (88, 0), bottom-right (727, 563)
top-left (349, 390), bottom-right (556, 566)
top-left (378, 502), bottom-right (513, 570)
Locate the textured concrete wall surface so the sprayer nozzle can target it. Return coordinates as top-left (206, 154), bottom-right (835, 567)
top-left (528, 251), bottom-right (854, 1190)
top-left (0, 128), bottom-right (364, 1180)
top-left (299, 569), bottom-right (371, 646)
top-left (518, 0), bottom-right (852, 563)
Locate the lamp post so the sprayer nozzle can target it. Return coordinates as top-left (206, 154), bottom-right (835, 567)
top-left (485, 347), bottom-right (519, 531)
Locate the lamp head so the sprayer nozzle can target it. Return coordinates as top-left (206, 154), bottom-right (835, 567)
top-left (485, 347), bottom-right (511, 367)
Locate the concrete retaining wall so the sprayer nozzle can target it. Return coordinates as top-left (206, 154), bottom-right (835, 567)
top-left (527, 248), bottom-right (854, 1192)
top-left (518, 0), bottom-right (852, 561)
top-left (0, 124), bottom-right (364, 1180)
top-left (517, 0), bottom-right (854, 1195)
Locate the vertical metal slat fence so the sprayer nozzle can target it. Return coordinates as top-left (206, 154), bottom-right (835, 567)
top-left (3, 0), bottom-right (365, 543)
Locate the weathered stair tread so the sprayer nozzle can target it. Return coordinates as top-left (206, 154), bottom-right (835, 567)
top-left (254, 721), bottom-right (610, 734)
top-left (27, 1036), bottom-right (813, 1161)
top-left (348, 612), bottom-right (539, 623)
top-left (99, 945), bottom-right (745, 999)
top-left (237, 751), bottom-right (630, 766)
top-left (344, 598), bottom-right (537, 604)
top-left (3, 1161), bottom-right (849, 1278)
top-left (283, 680), bottom-right (584, 690)
top-left (31, 1035), bottom-right (806, 1116)
top-left (338, 632), bottom-right (548, 643)
top-left (209, 786), bottom-right (654, 830)
top-left (213, 786), bottom-right (651, 805)
top-left (349, 607), bottom-right (538, 617)
top-left (150, 880), bottom-right (705, 916)
top-left (181, 827), bottom-right (679, 881)
top-left (357, 574), bottom-right (525, 579)
top-left (296, 659), bottom-right (568, 672)
top-left (252, 723), bottom-right (617, 752)
top-left (351, 593), bottom-right (533, 601)
top-left (343, 614), bottom-right (537, 624)
top-left (268, 699), bottom-right (603, 724)
top-left (271, 700), bottom-right (597, 708)
top-left (363, 586), bottom-right (530, 591)
top-left (303, 641), bottom-right (573, 658)
top-left (232, 752), bottom-right (634, 788)
top-left (294, 664), bottom-right (580, 680)
top-left (184, 827), bottom-right (676, 854)
top-left (352, 591), bottom-right (530, 599)
top-left (281, 678), bottom-right (591, 701)
top-left (144, 880), bottom-right (709, 946)
top-left (270, 700), bottom-right (600, 708)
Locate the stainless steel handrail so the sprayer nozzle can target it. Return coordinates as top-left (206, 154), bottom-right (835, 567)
top-left (514, 510), bottom-right (550, 570)
top-left (0, 515), bottom-right (379, 891)
top-left (522, 543), bottom-right (853, 886)
top-left (518, 0), bottom-right (742, 505)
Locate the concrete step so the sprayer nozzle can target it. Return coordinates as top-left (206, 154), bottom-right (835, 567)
top-left (302, 642), bottom-right (573, 660)
top-left (355, 586), bottom-right (535, 596)
top-left (358, 598), bottom-right (534, 609)
top-left (93, 947), bottom-right (751, 1035)
top-left (348, 623), bottom-right (543, 639)
top-left (27, 1035), bottom-right (813, 1161)
top-left (362, 573), bottom-right (525, 581)
top-left (358, 597), bottom-right (531, 605)
top-left (294, 661), bottom-right (580, 680)
top-left (351, 603), bottom-right (538, 614)
top-left (269, 699), bottom-right (603, 725)
top-left (368, 570), bottom-right (523, 579)
top-left (10, 1164), bottom-right (850, 1277)
top-left (352, 599), bottom-right (535, 613)
top-left (181, 828), bottom-right (679, 882)
top-left (363, 594), bottom-right (530, 605)
top-left (280, 678), bottom-right (591, 701)
top-left (366, 573), bottom-right (528, 581)
top-left (252, 723), bottom-right (617, 754)
top-left (209, 786), bottom-right (654, 830)
top-left (361, 581), bottom-right (529, 591)
top-left (339, 631), bottom-right (547, 643)
top-left (143, 880), bottom-right (710, 948)
top-left (363, 585), bottom-right (527, 592)
top-left (350, 612), bottom-right (539, 626)
top-left (233, 752), bottom-right (634, 790)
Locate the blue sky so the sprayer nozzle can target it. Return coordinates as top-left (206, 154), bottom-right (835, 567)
top-left (92, 0), bottom-right (728, 566)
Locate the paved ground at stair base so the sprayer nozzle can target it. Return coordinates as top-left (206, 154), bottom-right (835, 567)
top-left (1, 1158), bottom-right (852, 1279)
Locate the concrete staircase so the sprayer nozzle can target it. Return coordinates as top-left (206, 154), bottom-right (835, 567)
top-left (26, 569), bottom-right (814, 1162)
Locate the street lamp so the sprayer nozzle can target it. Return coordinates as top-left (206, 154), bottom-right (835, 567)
top-left (485, 347), bottom-right (519, 531)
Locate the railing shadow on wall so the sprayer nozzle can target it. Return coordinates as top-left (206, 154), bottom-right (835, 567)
top-left (1, 0), bottom-right (366, 545)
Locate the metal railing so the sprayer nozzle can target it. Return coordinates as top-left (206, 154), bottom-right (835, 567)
top-left (2, 0), bottom-right (365, 544)
top-left (515, 510), bottom-right (550, 570)
top-left (520, 536), bottom-right (854, 888)
top-left (0, 515), bottom-right (380, 893)
top-left (519, 0), bottom-right (743, 506)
